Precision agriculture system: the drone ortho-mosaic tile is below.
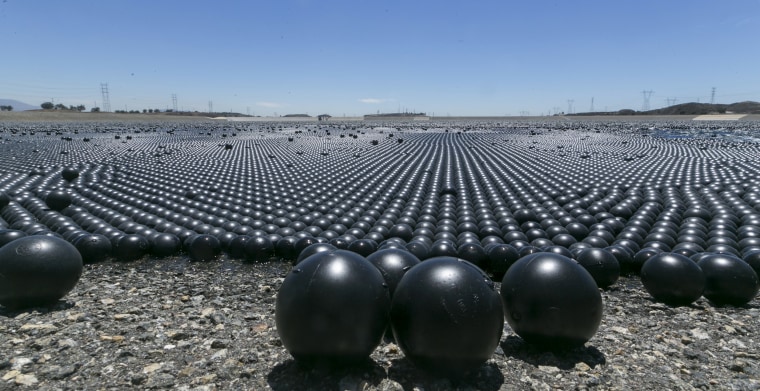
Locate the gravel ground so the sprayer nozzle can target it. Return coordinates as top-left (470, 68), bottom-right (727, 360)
top-left (1, 255), bottom-right (758, 391)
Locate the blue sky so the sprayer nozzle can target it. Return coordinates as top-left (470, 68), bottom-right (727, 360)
top-left (1, 0), bottom-right (759, 116)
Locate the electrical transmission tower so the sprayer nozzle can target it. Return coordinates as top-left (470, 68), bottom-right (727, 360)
top-left (208, 100), bottom-right (213, 114)
top-left (567, 100), bottom-right (574, 114)
top-left (641, 90), bottom-right (654, 111)
top-left (100, 83), bottom-right (111, 112)
top-left (172, 94), bottom-right (178, 112)
top-left (711, 87), bottom-right (716, 104)
top-left (590, 97), bottom-right (595, 112)
top-left (666, 98), bottom-right (678, 107)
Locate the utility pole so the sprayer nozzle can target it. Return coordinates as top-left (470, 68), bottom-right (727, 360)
top-left (641, 90), bottom-right (654, 111)
top-left (100, 83), bottom-right (111, 112)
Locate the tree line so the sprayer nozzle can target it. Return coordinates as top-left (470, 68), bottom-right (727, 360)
top-left (0, 105), bottom-right (12, 111)
top-left (41, 102), bottom-right (87, 111)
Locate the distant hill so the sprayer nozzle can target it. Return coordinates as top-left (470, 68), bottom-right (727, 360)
top-left (646, 101), bottom-right (760, 115)
top-left (571, 101), bottom-right (760, 116)
top-left (0, 99), bottom-right (38, 111)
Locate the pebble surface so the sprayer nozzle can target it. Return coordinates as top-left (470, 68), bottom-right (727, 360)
top-left (1, 256), bottom-right (758, 391)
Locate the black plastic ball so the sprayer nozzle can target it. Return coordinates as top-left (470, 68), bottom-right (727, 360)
top-left (640, 253), bottom-right (705, 306)
top-left (227, 236), bottom-right (251, 259)
top-left (501, 253), bottom-right (602, 349)
top-left (347, 238), bottom-right (378, 257)
top-left (0, 229), bottom-right (27, 248)
top-left (74, 234), bottom-right (112, 264)
top-left (275, 250), bottom-right (390, 366)
top-left (114, 234), bottom-right (150, 262)
top-left (45, 190), bottom-right (72, 211)
top-left (61, 167), bottom-right (80, 181)
top-left (574, 248), bottom-right (620, 288)
top-left (405, 240), bottom-right (431, 260)
top-left (391, 257), bottom-right (503, 377)
top-left (295, 243), bottom-right (337, 265)
top-left (149, 233), bottom-right (182, 257)
top-left (697, 254), bottom-right (759, 305)
top-left (0, 191), bottom-right (10, 208)
top-left (0, 236), bottom-right (83, 308)
top-left (484, 243), bottom-right (519, 280)
top-left (366, 248), bottom-right (420, 297)
top-left (244, 235), bottom-right (275, 262)
top-left (186, 234), bottom-right (221, 261)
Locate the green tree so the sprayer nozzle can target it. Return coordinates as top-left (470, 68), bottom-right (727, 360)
top-left (91, 107), bottom-right (101, 112)
top-left (41, 102), bottom-right (54, 109)
top-left (76, 105), bottom-right (85, 112)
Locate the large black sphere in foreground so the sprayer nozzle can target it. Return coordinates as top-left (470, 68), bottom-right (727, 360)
top-left (501, 253), bottom-right (602, 349)
top-left (275, 250), bottom-right (390, 367)
top-left (0, 236), bottom-right (83, 308)
top-left (391, 257), bottom-right (503, 377)
top-left (365, 248), bottom-right (420, 297)
top-left (640, 253), bottom-right (704, 306)
top-left (697, 253), bottom-right (759, 305)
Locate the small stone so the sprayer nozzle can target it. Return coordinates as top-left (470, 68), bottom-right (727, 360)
top-left (690, 328), bottom-right (709, 340)
top-left (729, 360), bottom-right (746, 372)
top-left (610, 326), bottom-right (630, 335)
top-left (100, 298), bottom-right (115, 305)
top-left (131, 374), bottom-right (147, 385)
top-left (575, 362), bottom-right (592, 372)
top-left (211, 349), bottom-right (228, 360)
top-left (66, 312), bottom-right (85, 322)
top-left (201, 307), bottom-right (215, 318)
top-left (259, 285), bottom-right (272, 293)
top-left (378, 378), bottom-right (404, 391)
top-left (680, 336), bottom-right (693, 345)
top-left (19, 323), bottom-right (58, 334)
top-left (58, 338), bottom-right (78, 348)
top-left (2, 370), bottom-right (20, 381)
top-left (167, 330), bottom-right (190, 341)
top-left (146, 373), bottom-right (175, 388)
top-left (14, 373), bottom-right (38, 386)
top-left (539, 365), bottom-right (560, 374)
top-left (11, 357), bottom-right (33, 370)
top-left (113, 314), bottom-right (132, 321)
top-left (339, 374), bottom-right (370, 391)
top-left (142, 363), bottom-right (163, 374)
top-left (100, 335), bottom-right (125, 343)
top-left (210, 339), bottom-right (228, 349)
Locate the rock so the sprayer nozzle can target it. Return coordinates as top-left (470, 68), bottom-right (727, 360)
top-left (14, 373), bottom-right (38, 386)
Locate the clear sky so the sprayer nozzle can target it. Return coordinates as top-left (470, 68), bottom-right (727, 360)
top-left (1, 0), bottom-right (759, 116)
